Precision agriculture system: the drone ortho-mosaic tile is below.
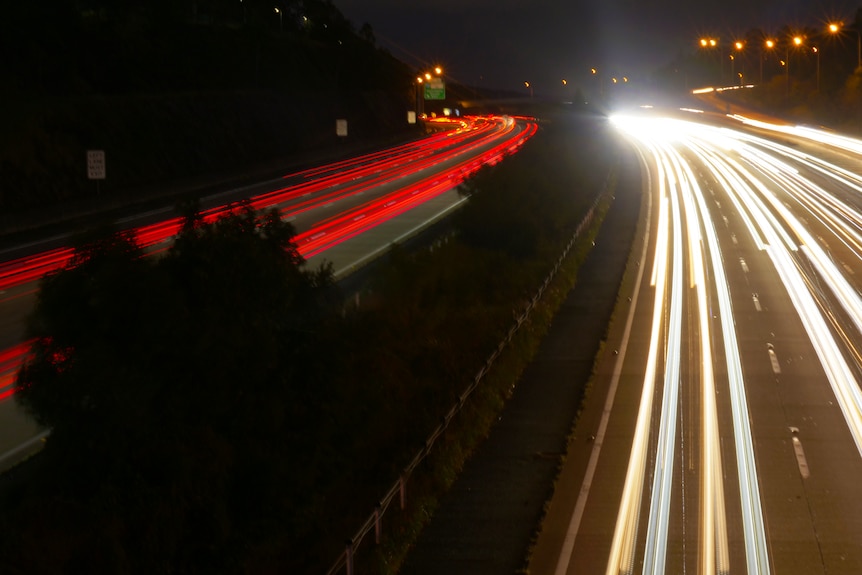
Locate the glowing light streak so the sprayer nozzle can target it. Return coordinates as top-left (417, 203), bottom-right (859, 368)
top-left (605, 191), bottom-right (670, 575)
top-left (679, 144), bottom-right (761, 574)
top-left (641, 143), bottom-right (685, 575)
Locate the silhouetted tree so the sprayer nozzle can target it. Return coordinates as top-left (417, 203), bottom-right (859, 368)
top-left (13, 204), bottom-right (341, 572)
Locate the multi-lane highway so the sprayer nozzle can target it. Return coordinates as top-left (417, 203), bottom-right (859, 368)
top-left (0, 114), bottom-right (537, 468)
top-left (531, 106), bottom-right (862, 574)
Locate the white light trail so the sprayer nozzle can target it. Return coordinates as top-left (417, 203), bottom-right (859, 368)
top-left (604, 173), bottom-right (669, 575)
top-left (609, 110), bottom-right (862, 574)
top-left (641, 143), bottom-right (685, 575)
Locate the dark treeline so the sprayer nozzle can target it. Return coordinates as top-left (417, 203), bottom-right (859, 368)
top-left (2, 114), bottom-right (616, 573)
top-left (656, 9), bottom-right (862, 132)
top-left (0, 1), bottom-right (415, 220)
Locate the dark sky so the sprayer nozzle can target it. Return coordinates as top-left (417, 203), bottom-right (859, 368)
top-left (334, 0), bottom-right (862, 95)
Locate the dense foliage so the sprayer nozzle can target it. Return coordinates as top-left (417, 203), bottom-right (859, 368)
top-left (2, 115), bottom-right (616, 573)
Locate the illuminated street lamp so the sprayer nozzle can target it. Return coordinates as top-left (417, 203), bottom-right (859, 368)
top-left (786, 35), bottom-right (803, 96)
top-left (730, 41), bottom-right (744, 86)
top-left (524, 81), bottom-right (533, 98)
top-left (761, 39), bottom-right (775, 83)
top-left (828, 22), bottom-right (862, 71)
top-left (273, 6), bottom-right (282, 32)
top-left (415, 67), bottom-right (444, 116)
top-left (590, 67), bottom-right (604, 96)
top-left (415, 76), bottom-right (424, 116)
top-left (699, 37), bottom-right (724, 83)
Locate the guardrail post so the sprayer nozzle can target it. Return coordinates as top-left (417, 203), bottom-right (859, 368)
top-left (399, 474), bottom-right (407, 510)
top-left (346, 540), bottom-right (354, 575)
top-left (374, 505), bottom-right (382, 545)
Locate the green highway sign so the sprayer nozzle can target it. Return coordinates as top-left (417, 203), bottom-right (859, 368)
top-left (424, 79), bottom-right (445, 100)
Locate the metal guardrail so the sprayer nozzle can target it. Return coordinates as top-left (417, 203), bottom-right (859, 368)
top-left (327, 180), bottom-right (612, 575)
top-left (0, 429), bottom-right (51, 474)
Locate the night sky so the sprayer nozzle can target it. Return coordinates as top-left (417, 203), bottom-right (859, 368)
top-left (334, 0), bottom-right (862, 95)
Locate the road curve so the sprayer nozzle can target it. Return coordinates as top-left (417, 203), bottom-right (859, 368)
top-left (0, 115), bottom-right (537, 469)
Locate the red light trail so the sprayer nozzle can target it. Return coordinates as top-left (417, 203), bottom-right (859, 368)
top-left (0, 116), bottom-right (537, 398)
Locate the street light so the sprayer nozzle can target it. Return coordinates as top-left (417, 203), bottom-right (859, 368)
top-left (699, 37), bottom-right (726, 83)
top-left (415, 67), bottom-right (443, 117)
top-left (590, 67), bottom-right (604, 96)
top-left (828, 22), bottom-right (862, 71)
top-left (731, 41), bottom-right (745, 86)
top-left (415, 76), bottom-right (424, 116)
top-left (786, 35), bottom-right (803, 96)
top-left (813, 46), bottom-right (820, 91)
top-left (274, 6), bottom-right (282, 32)
top-left (762, 39), bottom-right (776, 83)
top-left (524, 81), bottom-right (533, 98)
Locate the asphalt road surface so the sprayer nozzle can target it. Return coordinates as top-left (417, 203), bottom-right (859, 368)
top-left (532, 106), bottom-right (862, 575)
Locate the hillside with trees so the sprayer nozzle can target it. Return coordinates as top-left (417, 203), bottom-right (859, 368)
top-left (0, 1), bottom-right (416, 223)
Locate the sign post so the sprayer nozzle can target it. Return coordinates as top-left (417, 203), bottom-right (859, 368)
top-left (86, 149), bottom-right (106, 194)
top-left (336, 119), bottom-right (348, 138)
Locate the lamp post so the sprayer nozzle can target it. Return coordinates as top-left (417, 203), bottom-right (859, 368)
top-left (274, 6), bottom-right (282, 32)
top-left (591, 67), bottom-right (603, 97)
top-left (699, 37), bottom-right (722, 83)
top-left (415, 66), bottom-right (444, 117)
top-left (732, 41), bottom-right (744, 86)
top-left (730, 54), bottom-right (736, 83)
top-left (524, 81), bottom-right (533, 98)
top-left (786, 35), bottom-right (803, 96)
top-left (813, 46), bottom-right (820, 91)
top-left (415, 76), bottom-right (424, 117)
top-left (829, 22), bottom-right (862, 71)
top-left (761, 39), bottom-right (775, 84)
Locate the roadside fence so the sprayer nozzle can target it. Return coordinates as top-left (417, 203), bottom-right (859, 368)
top-left (326, 176), bottom-right (613, 575)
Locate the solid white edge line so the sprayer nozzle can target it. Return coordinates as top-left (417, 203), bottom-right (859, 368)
top-left (553, 148), bottom-right (654, 575)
